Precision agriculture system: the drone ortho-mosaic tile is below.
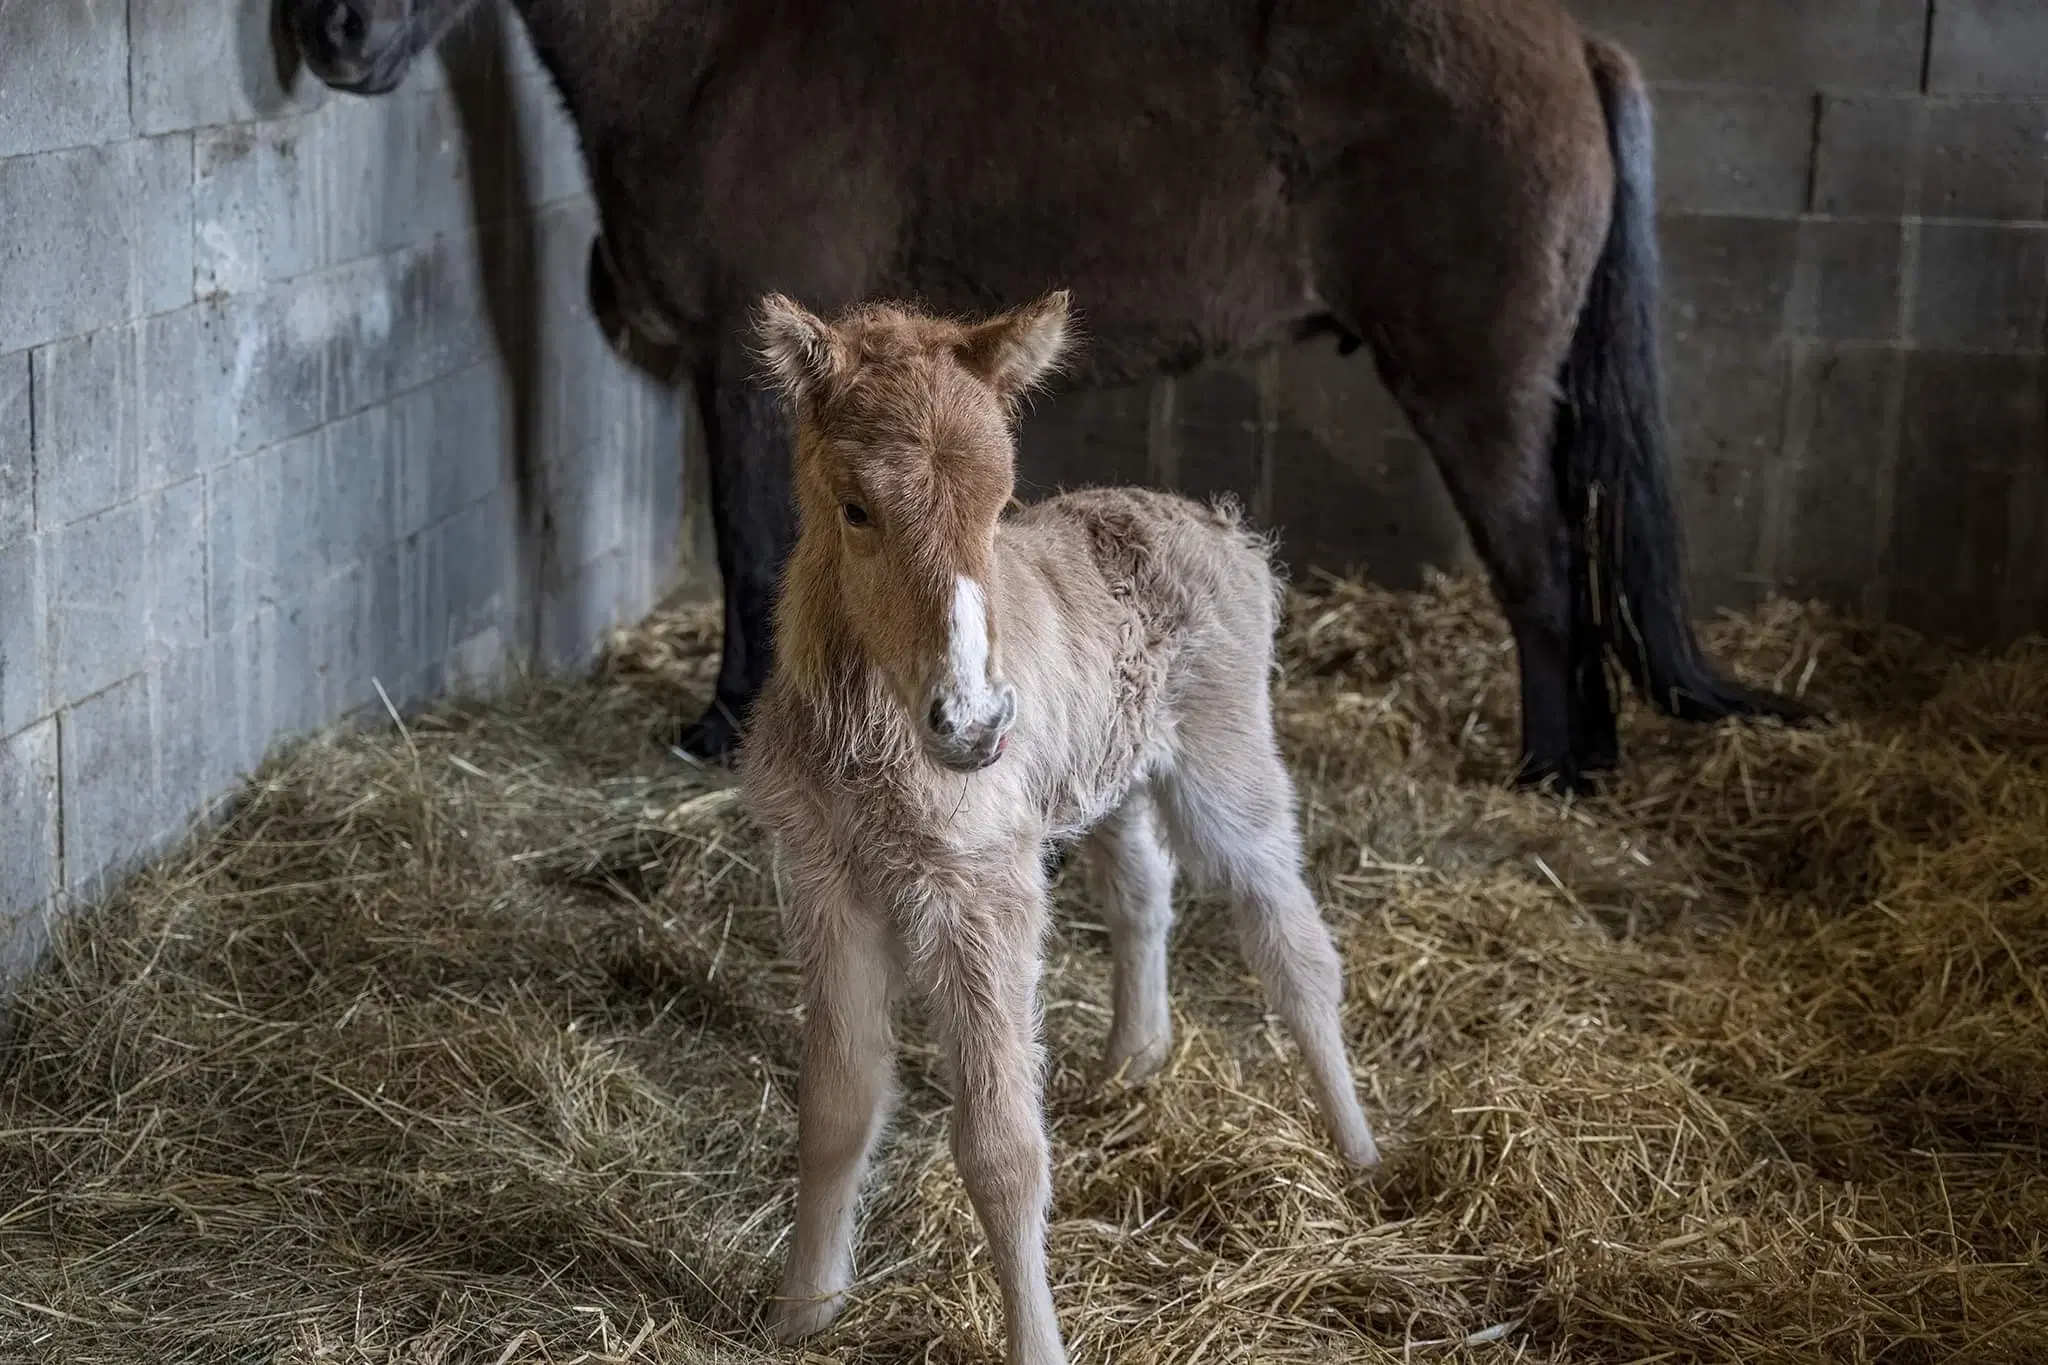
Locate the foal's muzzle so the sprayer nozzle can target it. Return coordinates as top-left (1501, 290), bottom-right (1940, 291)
top-left (922, 682), bottom-right (1018, 773)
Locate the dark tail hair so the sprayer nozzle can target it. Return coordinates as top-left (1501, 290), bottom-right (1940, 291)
top-left (1554, 39), bottom-right (1807, 724)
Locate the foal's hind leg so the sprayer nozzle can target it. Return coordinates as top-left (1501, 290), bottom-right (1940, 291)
top-left (1084, 791), bottom-right (1178, 1083)
top-left (1154, 750), bottom-right (1380, 1168)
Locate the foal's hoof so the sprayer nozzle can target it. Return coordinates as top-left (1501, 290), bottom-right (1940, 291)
top-left (766, 1287), bottom-right (848, 1343)
top-left (1340, 1130), bottom-right (1384, 1171)
top-left (1101, 1033), bottom-right (1173, 1086)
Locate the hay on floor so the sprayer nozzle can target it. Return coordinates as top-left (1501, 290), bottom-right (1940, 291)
top-left (1, 573), bottom-right (2044, 1364)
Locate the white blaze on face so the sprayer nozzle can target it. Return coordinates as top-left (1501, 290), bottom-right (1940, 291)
top-left (937, 575), bottom-right (1000, 726)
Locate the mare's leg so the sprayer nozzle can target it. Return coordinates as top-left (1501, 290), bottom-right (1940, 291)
top-left (1295, 72), bottom-right (1621, 791)
top-left (918, 873), bottom-right (1065, 1365)
top-left (679, 354), bottom-right (796, 761)
top-left (768, 883), bottom-right (900, 1343)
top-left (1389, 374), bottom-right (1615, 790)
top-left (1083, 791), bottom-right (1178, 1082)
top-left (1154, 740), bottom-right (1379, 1169)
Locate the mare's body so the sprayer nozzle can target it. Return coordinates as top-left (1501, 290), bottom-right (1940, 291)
top-left (286, 0), bottom-right (1811, 786)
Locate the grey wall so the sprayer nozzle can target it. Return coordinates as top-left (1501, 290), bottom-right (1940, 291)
top-left (1019, 0), bottom-right (2048, 647)
top-left (0, 2), bottom-right (689, 981)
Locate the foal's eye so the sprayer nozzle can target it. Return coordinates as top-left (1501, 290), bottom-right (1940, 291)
top-left (841, 502), bottom-right (871, 527)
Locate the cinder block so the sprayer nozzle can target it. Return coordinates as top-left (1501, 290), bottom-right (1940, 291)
top-left (538, 546), bottom-right (630, 673)
top-left (1897, 351), bottom-right (2043, 474)
top-left (610, 373), bottom-right (687, 593)
top-left (0, 720), bottom-right (59, 947)
top-left (1267, 427), bottom-right (1470, 591)
top-left (325, 235), bottom-right (493, 420)
top-left (0, 0), bottom-right (131, 157)
top-left (207, 428), bottom-right (394, 634)
top-left (1651, 86), bottom-right (1815, 218)
top-left (445, 625), bottom-right (511, 695)
top-left (0, 538), bottom-right (48, 736)
top-left (1928, 0), bottom-right (2048, 97)
top-left (333, 366), bottom-right (504, 550)
top-left (2000, 466), bottom-right (2048, 639)
top-left (0, 138), bottom-right (194, 354)
top-left (1811, 95), bottom-right (1917, 217)
top-left (31, 310), bottom-right (209, 530)
top-left (243, 599), bottom-right (322, 748)
top-left (195, 117), bottom-right (323, 296)
top-left (56, 639), bottom-right (245, 897)
top-left (1676, 452), bottom-right (1769, 584)
top-left (1891, 350), bottom-right (2045, 644)
top-left (1658, 214), bottom-right (1799, 344)
top-left (58, 670), bottom-right (156, 895)
top-left (0, 352), bottom-right (28, 546)
top-left (1888, 462), bottom-right (2015, 644)
top-left (1568, 0), bottom-right (1928, 90)
top-left (1017, 384), bottom-right (1153, 499)
top-left (1663, 333), bottom-right (1793, 472)
top-left (131, 0), bottom-right (329, 134)
top-left (1922, 99), bottom-right (2048, 222)
top-left (1911, 224), bottom-right (2048, 351)
top-left (318, 87), bottom-right (493, 267)
top-left (538, 437), bottom-right (629, 580)
top-left (1776, 345), bottom-right (1896, 594)
top-left (1276, 337), bottom-right (1407, 442)
top-left (45, 478), bottom-right (208, 710)
top-left (1791, 220), bottom-right (1903, 343)
top-left (152, 628), bottom-right (253, 820)
top-left (295, 549), bottom-right (408, 721)
top-left (199, 283), bottom-right (333, 461)
top-left (1172, 360), bottom-right (1264, 512)
top-left (426, 493), bottom-right (516, 651)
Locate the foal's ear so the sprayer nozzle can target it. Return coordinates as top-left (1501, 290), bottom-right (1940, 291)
top-left (957, 290), bottom-right (1074, 400)
top-left (753, 293), bottom-right (847, 404)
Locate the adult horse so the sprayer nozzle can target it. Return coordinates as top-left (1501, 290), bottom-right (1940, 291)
top-left (284, 0), bottom-right (1811, 792)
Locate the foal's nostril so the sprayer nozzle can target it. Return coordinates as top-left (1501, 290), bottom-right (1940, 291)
top-left (927, 698), bottom-right (953, 736)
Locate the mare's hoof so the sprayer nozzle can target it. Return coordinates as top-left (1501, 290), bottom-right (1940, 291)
top-left (673, 704), bottom-right (742, 765)
top-left (1510, 759), bottom-right (1601, 799)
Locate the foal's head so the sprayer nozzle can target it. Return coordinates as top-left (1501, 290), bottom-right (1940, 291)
top-left (755, 293), bottom-right (1074, 773)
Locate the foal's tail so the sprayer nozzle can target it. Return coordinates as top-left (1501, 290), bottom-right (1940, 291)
top-left (1553, 39), bottom-right (1811, 725)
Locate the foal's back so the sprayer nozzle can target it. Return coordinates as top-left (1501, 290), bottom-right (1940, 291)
top-left (997, 485), bottom-right (1285, 834)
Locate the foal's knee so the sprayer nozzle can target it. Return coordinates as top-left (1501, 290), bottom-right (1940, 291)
top-left (953, 1114), bottom-right (1051, 1213)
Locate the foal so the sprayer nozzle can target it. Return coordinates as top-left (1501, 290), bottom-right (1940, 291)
top-left (739, 292), bottom-right (1379, 1365)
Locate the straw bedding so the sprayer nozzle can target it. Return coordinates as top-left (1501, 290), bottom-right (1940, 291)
top-left (2, 573), bottom-right (2044, 1364)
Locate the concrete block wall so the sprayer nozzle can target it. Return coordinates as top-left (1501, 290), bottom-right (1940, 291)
top-left (0, 3), bottom-right (688, 981)
top-left (1021, 0), bottom-right (2048, 646)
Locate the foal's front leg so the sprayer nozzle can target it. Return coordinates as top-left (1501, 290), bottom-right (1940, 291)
top-left (769, 898), bottom-right (899, 1343)
top-left (924, 892), bottom-right (1065, 1365)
